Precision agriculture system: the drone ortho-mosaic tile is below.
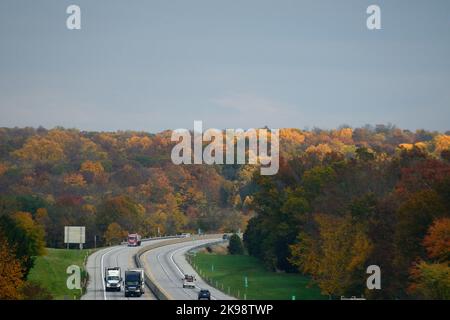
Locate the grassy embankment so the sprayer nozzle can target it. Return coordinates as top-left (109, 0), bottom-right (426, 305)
top-left (28, 248), bottom-right (91, 300)
top-left (188, 252), bottom-right (326, 300)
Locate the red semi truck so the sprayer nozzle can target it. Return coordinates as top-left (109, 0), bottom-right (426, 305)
top-left (127, 233), bottom-right (141, 246)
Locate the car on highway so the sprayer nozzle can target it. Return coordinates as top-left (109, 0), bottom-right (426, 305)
top-left (182, 274), bottom-right (196, 288)
top-left (222, 234), bottom-right (229, 240)
top-left (104, 267), bottom-right (122, 292)
top-left (124, 269), bottom-right (145, 297)
top-left (198, 289), bottom-right (211, 300)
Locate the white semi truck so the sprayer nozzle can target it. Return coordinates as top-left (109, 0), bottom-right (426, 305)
top-left (104, 267), bottom-right (122, 292)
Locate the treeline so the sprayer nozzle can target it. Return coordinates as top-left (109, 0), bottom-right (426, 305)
top-left (0, 127), bottom-right (252, 299)
top-left (0, 127), bottom-right (251, 249)
top-left (244, 126), bottom-right (450, 299)
top-left (0, 125), bottom-right (449, 299)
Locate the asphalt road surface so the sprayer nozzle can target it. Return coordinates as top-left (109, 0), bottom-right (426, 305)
top-left (142, 238), bottom-right (235, 300)
top-left (82, 239), bottom-right (167, 300)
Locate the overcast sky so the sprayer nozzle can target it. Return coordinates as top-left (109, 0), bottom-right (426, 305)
top-left (0, 0), bottom-right (449, 132)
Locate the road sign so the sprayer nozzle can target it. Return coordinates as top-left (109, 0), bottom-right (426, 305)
top-left (64, 226), bottom-right (86, 246)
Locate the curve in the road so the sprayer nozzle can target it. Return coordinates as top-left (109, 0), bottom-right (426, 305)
top-left (141, 238), bottom-right (235, 300)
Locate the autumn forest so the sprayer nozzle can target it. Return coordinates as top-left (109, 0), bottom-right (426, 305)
top-left (0, 125), bottom-right (449, 299)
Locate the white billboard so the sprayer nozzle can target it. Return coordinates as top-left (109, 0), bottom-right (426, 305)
top-left (64, 226), bottom-right (86, 244)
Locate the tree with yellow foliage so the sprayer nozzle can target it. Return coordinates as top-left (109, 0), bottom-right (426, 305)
top-left (80, 160), bottom-right (104, 175)
top-left (80, 160), bottom-right (105, 184)
top-left (280, 128), bottom-right (306, 144)
top-left (127, 135), bottom-right (153, 150)
top-left (408, 217), bottom-right (450, 299)
top-left (306, 144), bottom-right (333, 160)
top-left (13, 136), bottom-right (65, 164)
top-left (145, 210), bottom-right (168, 237)
top-left (434, 135), bottom-right (450, 154)
top-left (63, 173), bottom-right (87, 187)
top-left (12, 212), bottom-right (46, 257)
top-left (332, 128), bottom-right (353, 144)
top-left (289, 214), bottom-right (372, 297)
top-left (104, 222), bottom-right (126, 245)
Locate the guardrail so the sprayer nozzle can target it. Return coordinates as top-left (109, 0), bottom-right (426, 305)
top-left (134, 234), bottom-right (221, 300)
top-left (121, 234), bottom-right (188, 245)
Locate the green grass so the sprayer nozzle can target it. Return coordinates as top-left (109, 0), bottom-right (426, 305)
top-left (189, 253), bottom-right (326, 300)
top-left (28, 248), bottom-right (91, 300)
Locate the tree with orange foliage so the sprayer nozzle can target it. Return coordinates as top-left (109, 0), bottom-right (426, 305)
top-left (0, 232), bottom-right (24, 299)
top-left (434, 135), bottom-right (450, 155)
top-left (333, 127), bottom-right (353, 144)
top-left (80, 160), bottom-right (104, 175)
top-left (63, 173), bottom-right (87, 187)
top-left (0, 162), bottom-right (8, 176)
top-left (423, 217), bottom-right (450, 262)
top-left (280, 128), bottom-right (306, 144)
top-left (0, 212), bottom-right (46, 277)
top-left (408, 217), bottom-right (450, 299)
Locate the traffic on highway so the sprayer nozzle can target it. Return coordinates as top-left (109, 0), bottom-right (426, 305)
top-left (82, 235), bottom-right (231, 300)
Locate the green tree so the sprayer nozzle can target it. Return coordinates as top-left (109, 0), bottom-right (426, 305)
top-left (228, 234), bottom-right (244, 255)
top-left (0, 213), bottom-right (46, 278)
top-left (96, 195), bottom-right (145, 237)
top-left (409, 261), bottom-right (450, 299)
top-left (394, 190), bottom-right (446, 278)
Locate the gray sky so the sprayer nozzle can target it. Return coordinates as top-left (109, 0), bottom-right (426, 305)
top-left (0, 0), bottom-right (449, 132)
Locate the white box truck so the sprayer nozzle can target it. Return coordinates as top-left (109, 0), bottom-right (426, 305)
top-left (104, 267), bottom-right (122, 292)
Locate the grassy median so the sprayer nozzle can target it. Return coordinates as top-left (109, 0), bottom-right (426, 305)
top-left (27, 248), bottom-right (90, 300)
top-left (189, 253), bottom-right (325, 300)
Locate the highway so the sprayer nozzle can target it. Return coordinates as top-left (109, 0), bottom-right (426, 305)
top-left (82, 236), bottom-right (234, 300)
top-left (82, 238), bottom-right (167, 300)
top-left (141, 237), bottom-right (235, 300)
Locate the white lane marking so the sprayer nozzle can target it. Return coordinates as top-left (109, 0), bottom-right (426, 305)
top-left (157, 250), bottom-right (173, 280)
top-left (169, 246), bottom-right (186, 277)
top-left (101, 246), bottom-right (125, 300)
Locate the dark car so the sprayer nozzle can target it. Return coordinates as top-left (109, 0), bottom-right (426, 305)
top-left (198, 289), bottom-right (211, 300)
top-left (222, 234), bottom-right (229, 240)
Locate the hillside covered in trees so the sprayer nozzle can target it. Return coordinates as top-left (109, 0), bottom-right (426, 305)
top-left (0, 125), bottom-right (449, 299)
top-left (244, 126), bottom-right (450, 300)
